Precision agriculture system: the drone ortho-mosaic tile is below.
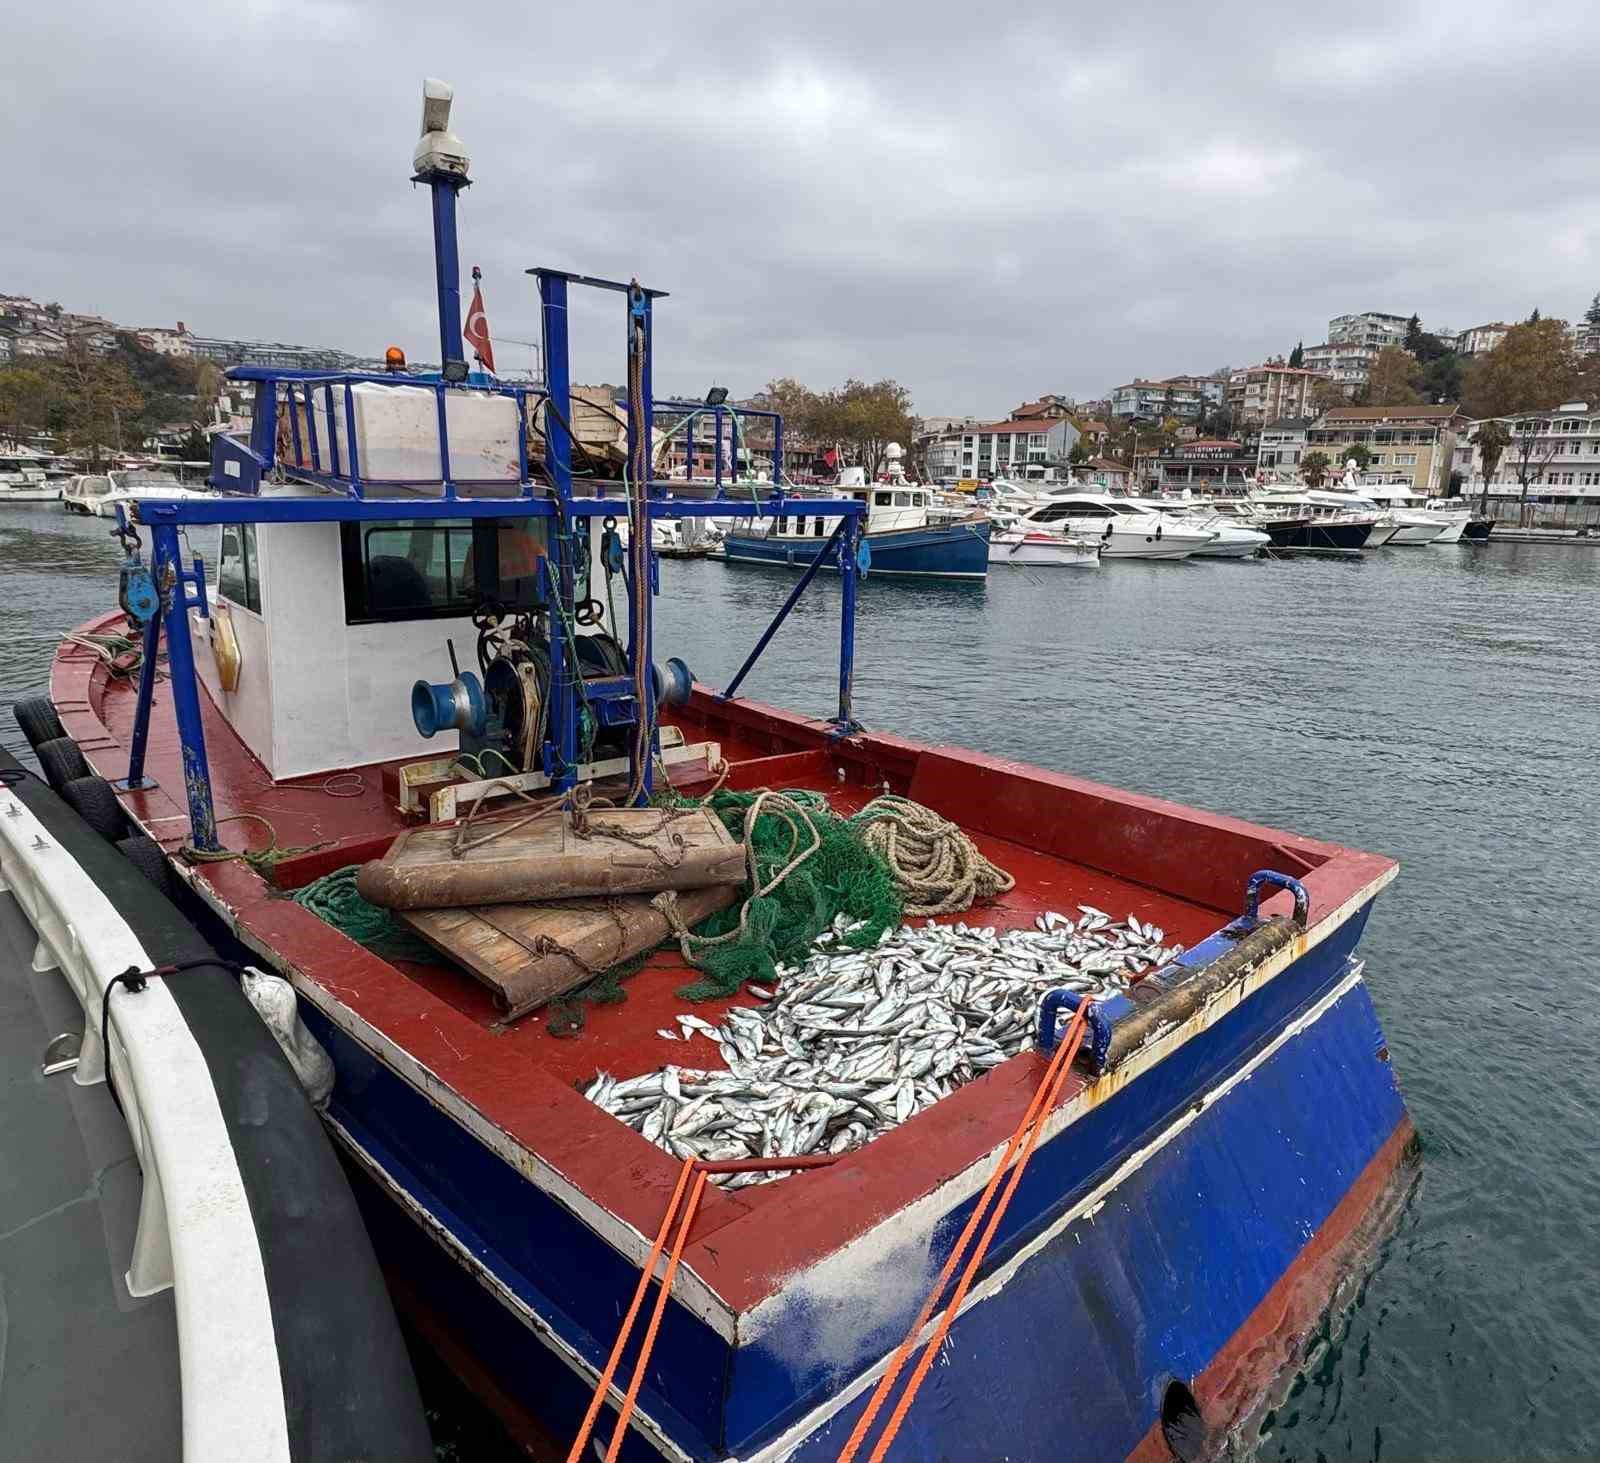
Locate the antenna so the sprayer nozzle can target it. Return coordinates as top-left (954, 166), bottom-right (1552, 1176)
top-left (410, 78), bottom-right (471, 381)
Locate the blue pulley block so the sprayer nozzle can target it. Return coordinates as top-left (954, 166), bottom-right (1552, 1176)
top-left (412, 672), bottom-right (486, 738)
top-left (118, 557), bottom-right (160, 625)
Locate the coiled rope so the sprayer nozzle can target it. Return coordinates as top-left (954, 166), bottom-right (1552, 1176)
top-left (849, 794), bottom-right (1014, 917)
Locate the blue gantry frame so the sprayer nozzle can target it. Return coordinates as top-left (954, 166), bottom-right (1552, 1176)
top-left (119, 168), bottom-right (865, 850)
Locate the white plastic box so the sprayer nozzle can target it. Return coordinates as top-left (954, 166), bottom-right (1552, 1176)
top-left (305, 383), bottom-right (521, 490)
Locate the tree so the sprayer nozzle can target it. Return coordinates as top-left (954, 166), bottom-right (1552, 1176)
top-left (1345, 443), bottom-right (1372, 473)
top-left (1587, 293), bottom-right (1600, 329)
top-left (1404, 313), bottom-right (1423, 353)
top-left (1288, 341), bottom-right (1304, 369)
top-left (805, 378), bottom-right (917, 482)
top-left (0, 365), bottom-right (64, 443)
top-left (1506, 416), bottom-right (1560, 526)
top-left (1527, 308), bottom-right (1541, 324)
top-left (1308, 377), bottom-right (1343, 415)
top-left (1471, 418), bottom-right (1513, 514)
top-left (50, 344), bottom-right (144, 465)
top-left (1420, 351), bottom-right (1463, 404)
top-left (1365, 346), bottom-right (1426, 406)
top-left (1462, 318), bottom-right (1577, 418)
top-left (1301, 449), bottom-right (1331, 487)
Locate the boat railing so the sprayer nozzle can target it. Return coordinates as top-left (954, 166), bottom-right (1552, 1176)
top-left (213, 365), bottom-right (543, 502)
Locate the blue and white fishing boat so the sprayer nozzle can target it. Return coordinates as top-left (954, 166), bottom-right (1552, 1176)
top-left (723, 457), bottom-right (990, 580)
top-left (8, 80), bottom-right (1416, 1463)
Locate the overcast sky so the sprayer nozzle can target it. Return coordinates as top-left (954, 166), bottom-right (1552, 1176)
top-left (5, 1), bottom-right (1597, 416)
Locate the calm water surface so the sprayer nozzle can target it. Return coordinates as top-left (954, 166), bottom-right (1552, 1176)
top-left (5, 504), bottom-right (1598, 1462)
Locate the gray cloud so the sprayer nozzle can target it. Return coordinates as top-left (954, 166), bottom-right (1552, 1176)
top-left (5, 0), bottom-right (1597, 414)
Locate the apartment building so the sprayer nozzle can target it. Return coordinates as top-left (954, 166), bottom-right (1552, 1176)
top-left (1457, 322), bottom-right (1509, 356)
top-left (1109, 375), bottom-right (1224, 421)
top-left (959, 418), bottom-right (1079, 480)
top-left (1299, 341), bottom-right (1378, 397)
top-left (1304, 404), bottom-right (1467, 495)
top-left (1328, 311), bottom-right (1409, 350)
top-left (1225, 363), bottom-right (1330, 424)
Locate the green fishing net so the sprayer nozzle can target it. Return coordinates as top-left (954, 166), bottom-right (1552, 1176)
top-left (670, 789), bottom-right (903, 1001)
top-left (290, 865), bottom-right (439, 963)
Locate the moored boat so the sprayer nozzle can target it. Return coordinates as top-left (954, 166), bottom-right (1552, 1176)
top-left (1013, 492), bottom-right (1216, 559)
top-left (986, 522), bottom-right (1101, 567)
top-left (14, 80), bottom-right (1416, 1463)
top-left (723, 473), bottom-right (991, 580)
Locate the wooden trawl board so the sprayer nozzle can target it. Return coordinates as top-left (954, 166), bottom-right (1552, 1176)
top-left (357, 807), bottom-right (746, 910)
top-left (401, 884), bottom-right (739, 1020)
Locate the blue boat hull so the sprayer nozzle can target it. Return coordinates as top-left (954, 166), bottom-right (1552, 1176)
top-left (302, 897), bottom-right (1409, 1462)
top-left (723, 521), bottom-right (991, 579)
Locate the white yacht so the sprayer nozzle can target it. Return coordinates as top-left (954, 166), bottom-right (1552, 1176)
top-left (1016, 493), bottom-right (1215, 560)
top-left (1126, 498), bottom-right (1269, 558)
top-left (0, 450), bottom-right (64, 503)
top-left (1419, 497), bottom-right (1473, 544)
top-left (1351, 481), bottom-right (1446, 545)
top-left (63, 467), bottom-right (210, 517)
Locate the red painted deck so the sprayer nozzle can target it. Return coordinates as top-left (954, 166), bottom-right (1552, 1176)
top-left (53, 608), bottom-right (1396, 1316)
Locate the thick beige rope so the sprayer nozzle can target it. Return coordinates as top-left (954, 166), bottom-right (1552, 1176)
top-left (850, 795), bottom-right (1014, 917)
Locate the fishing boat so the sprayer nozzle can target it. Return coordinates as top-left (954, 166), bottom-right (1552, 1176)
top-left (723, 460), bottom-right (990, 580)
top-left (1013, 492), bottom-right (1216, 560)
top-left (10, 81), bottom-right (1415, 1463)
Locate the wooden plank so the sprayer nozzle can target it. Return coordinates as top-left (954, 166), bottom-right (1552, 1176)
top-left (358, 807), bottom-right (745, 909)
top-left (401, 884), bottom-right (739, 1020)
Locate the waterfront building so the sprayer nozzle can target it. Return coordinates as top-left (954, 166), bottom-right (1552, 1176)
top-left (1454, 401), bottom-right (1600, 488)
top-left (1080, 457), bottom-right (1134, 491)
top-left (959, 418), bottom-right (1080, 480)
top-left (1153, 438), bottom-right (1257, 493)
top-left (1256, 417), bottom-right (1312, 476)
top-left (1226, 363), bottom-right (1330, 425)
top-left (1305, 404), bottom-right (1467, 495)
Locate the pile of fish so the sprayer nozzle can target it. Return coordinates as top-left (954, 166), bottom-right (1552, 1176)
top-left (583, 907), bottom-right (1183, 1187)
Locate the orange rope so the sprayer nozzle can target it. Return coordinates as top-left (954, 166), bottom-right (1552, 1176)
top-left (565, 1157), bottom-right (696, 1463)
top-left (838, 1002), bottom-right (1092, 1463)
top-left (603, 1168), bottom-right (709, 1462)
top-left (571, 1152), bottom-right (842, 1461)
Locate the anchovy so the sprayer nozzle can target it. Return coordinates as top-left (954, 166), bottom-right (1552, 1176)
top-left (582, 908), bottom-right (1182, 1184)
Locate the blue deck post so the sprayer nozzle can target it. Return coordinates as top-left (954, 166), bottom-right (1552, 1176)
top-left (773, 413), bottom-right (784, 488)
top-left (117, 530), bottom-right (166, 793)
top-left (539, 273), bottom-right (577, 787)
top-left (151, 524), bottom-right (218, 850)
top-left (539, 274), bottom-right (573, 497)
top-left (683, 412), bottom-right (694, 487)
top-left (837, 512), bottom-right (859, 728)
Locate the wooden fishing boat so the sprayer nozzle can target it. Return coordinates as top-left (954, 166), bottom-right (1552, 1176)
top-left (10, 81), bottom-right (1414, 1462)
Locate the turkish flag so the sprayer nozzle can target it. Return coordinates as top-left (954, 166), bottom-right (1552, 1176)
top-left (463, 278), bottom-right (495, 372)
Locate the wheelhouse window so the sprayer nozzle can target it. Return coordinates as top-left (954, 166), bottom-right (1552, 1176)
top-left (340, 517), bottom-right (549, 625)
top-left (217, 522), bottom-right (262, 613)
top-left (874, 491), bottom-right (892, 506)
